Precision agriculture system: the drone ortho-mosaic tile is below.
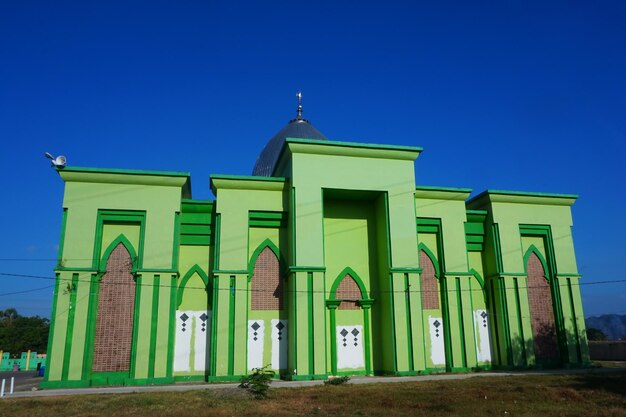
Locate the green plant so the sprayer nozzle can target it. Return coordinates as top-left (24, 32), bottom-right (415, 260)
top-left (324, 376), bottom-right (350, 385)
top-left (239, 365), bottom-right (275, 399)
top-left (63, 283), bottom-right (76, 295)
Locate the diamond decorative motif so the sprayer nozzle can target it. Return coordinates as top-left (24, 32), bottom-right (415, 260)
top-left (253, 332), bottom-right (258, 336)
top-left (343, 343), bottom-right (347, 347)
top-left (201, 328), bottom-right (205, 332)
top-left (340, 328), bottom-right (349, 337)
top-left (351, 328), bottom-right (360, 336)
top-left (278, 336), bottom-right (282, 340)
top-left (251, 322), bottom-right (260, 331)
top-left (276, 322), bottom-right (285, 330)
top-left (180, 313), bottom-right (189, 322)
top-left (200, 313), bottom-right (208, 322)
top-left (253, 337), bottom-right (257, 341)
top-left (354, 342), bottom-right (358, 346)
top-left (433, 320), bottom-right (441, 328)
top-left (481, 311), bottom-right (488, 319)
top-left (182, 328), bottom-right (186, 332)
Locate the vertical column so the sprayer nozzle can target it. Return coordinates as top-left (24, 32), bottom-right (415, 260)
top-left (61, 274), bottom-right (79, 381)
top-left (326, 300), bottom-right (340, 375)
top-left (390, 272), bottom-right (409, 373)
top-left (442, 275), bottom-right (463, 370)
top-left (232, 274), bottom-right (248, 376)
top-left (46, 272), bottom-right (71, 382)
top-left (293, 271), bottom-right (310, 377)
top-left (569, 276), bottom-right (590, 364)
top-left (558, 276), bottom-right (579, 364)
top-left (360, 300), bottom-right (374, 375)
top-left (407, 271), bottom-right (426, 372)
top-left (311, 271), bottom-right (327, 377)
top-left (503, 276), bottom-right (526, 367)
top-left (67, 272), bottom-right (92, 381)
top-left (486, 277), bottom-right (504, 367)
top-left (515, 276), bottom-right (534, 366)
top-left (209, 272), bottom-right (248, 379)
top-left (211, 274), bottom-right (230, 377)
top-left (132, 274), bottom-right (153, 379)
top-left (152, 274), bottom-right (173, 379)
top-left (458, 276), bottom-right (477, 369)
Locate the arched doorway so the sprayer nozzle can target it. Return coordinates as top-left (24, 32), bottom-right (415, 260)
top-left (174, 265), bottom-right (211, 374)
top-left (327, 268), bottom-right (373, 376)
top-left (247, 241), bottom-right (287, 372)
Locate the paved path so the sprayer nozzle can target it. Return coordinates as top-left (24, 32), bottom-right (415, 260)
top-left (0, 371), bottom-right (41, 394)
top-left (1, 366), bottom-right (624, 399)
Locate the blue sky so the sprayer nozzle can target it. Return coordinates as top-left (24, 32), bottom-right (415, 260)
top-left (1, 1), bottom-right (624, 318)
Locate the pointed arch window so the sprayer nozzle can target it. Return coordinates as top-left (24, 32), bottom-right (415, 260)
top-left (92, 242), bottom-right (136, 372)
top-left (251, 246), bottom-right (283, 310)
top-left (336, 274), bottom-right (363, 310)
top-left (419, 249), bottom-right (439, 310)
top-left (526, 251), bottom-right (558, 360)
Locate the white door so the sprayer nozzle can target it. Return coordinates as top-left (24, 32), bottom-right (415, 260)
top-left (271, 319), bottom-right (288, 370)
top-left (247, 320), bottom-right (265, 370)
top-left (429, 316), bottom-right (445, 366)
top-left (336, 325), bottom-right (364, 370)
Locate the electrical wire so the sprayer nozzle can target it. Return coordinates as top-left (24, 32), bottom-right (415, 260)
top-left (1, 271), bottom-right (624, 295)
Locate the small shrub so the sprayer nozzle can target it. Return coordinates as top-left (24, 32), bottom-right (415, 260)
top-left (239, 365), bottom-right (275, 399)
top-left (324, 376), bottom-right (350, 385)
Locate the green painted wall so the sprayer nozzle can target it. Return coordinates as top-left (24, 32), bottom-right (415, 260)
top-left (323, 198), bottom-right (377, 374)
top-left (62, 183), bottom-right (181, 269)
top-left (467, 192), bottom-right (588, 369)
top-left (289, 147), bottom-right (419, 269)
top-left (45, 143), bottom-right (590, 389)
top-left (44, 171), bottom-right (185, 388)
top-left (287, 143), bottom-right (421, 377)
top-left (210, 178), bottom-right (287, 379)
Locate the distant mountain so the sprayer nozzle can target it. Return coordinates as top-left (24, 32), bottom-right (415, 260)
top-left (585, 315), bottom-right (626, 341)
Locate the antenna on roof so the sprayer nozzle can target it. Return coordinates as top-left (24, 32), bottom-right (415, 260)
top-left (296, 91), bottom-right (303, 119)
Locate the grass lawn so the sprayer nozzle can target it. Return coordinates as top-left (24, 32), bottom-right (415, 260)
top-left (1, 371), bottom-right (625, 417)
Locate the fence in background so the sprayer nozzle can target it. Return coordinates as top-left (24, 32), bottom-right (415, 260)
top-left (588, 341), bottom-right (626, 361)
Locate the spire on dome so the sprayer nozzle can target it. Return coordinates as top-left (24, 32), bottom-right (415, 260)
top-left (252, 92), bottom-right (328, 177)
top-left (296, 91), bottom-right (303, 119)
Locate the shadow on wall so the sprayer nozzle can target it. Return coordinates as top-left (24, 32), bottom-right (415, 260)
top-left (508, 325), bottom-right (590, 369)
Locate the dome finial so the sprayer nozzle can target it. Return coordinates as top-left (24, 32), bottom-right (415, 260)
top-left (296, 91), bottom-right (303, 119)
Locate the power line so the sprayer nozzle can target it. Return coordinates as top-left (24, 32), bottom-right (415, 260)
top-left (0, 285), bottom-right (55, 297)
top-left (0, 271), bottom-right (624, 295)
top-left (0, 258), bottom-right (92, 262)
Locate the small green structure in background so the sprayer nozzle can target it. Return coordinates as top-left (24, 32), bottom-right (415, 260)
top-left (42, 97), bottom-right (590, 389)
top-left (0, 351), bottom-right (46, 372)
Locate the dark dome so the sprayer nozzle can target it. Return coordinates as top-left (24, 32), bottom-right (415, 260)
top-left (252, 111), bottom-right (327, 177)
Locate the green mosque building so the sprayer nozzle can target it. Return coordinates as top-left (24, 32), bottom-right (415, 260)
top-left (42, 98), bottom-right (590, 388)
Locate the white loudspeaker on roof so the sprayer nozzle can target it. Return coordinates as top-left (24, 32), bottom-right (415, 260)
top-left (44, 152), bottom-right (67, 167)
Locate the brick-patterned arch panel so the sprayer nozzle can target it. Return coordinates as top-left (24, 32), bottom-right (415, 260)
top-left (92, 243), bottom-right (136, 372)
top-left (336, 274), bottom-right (363, 310)
top-left (526, 251), bottom-right (559, 361)
top-left (251, 246), bottom-right (283, 310)
top-left (419, 250), bottom-right (439, 310)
